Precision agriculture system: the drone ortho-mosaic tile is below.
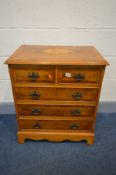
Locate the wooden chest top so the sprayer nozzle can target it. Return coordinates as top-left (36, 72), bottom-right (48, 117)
top-left (5, 45), bottom-right (109, 66)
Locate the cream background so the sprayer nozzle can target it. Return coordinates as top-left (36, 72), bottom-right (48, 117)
top-left (0, 0), bottom-right (116, 112)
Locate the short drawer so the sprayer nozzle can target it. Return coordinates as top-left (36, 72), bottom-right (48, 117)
top-left (11, 66), bottom-right (55, 83)
top-left (18, 104), bottom-right (95, 117)
top-left (15, 87), bottom-right (98, 101)
top-left (19, 118), bottom-right (93, 130)
top-left (58, 67), bottom-right (102, 83)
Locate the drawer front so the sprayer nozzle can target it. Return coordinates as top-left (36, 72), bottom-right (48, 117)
top-left (19, 119), bottom-right (93, 130)
top-left (18, 105), bottom-right (95, 117)
top-left (11, 67), bottom-right (55, 83)
top-left (59, 67), bottom-right (101, 83)
top-left (15, 87), bottom-right (98, 101)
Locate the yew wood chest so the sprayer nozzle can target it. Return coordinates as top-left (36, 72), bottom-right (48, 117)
top-left (5, 45), bottom-right (109, 144)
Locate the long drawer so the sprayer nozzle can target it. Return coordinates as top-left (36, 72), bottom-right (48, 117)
top-left (18, 104), bottom-right (95, 117)
top-left (15, 87), bottom-right (98, 101)
top-left (19, 118), bottom-right (93, 130)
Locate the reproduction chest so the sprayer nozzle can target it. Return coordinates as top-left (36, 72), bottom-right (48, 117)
top-left (5, 45), bottom-right (109, 144)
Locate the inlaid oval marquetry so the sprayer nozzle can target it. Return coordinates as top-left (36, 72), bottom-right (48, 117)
top-left (42, 48), bottom-right (73, 55)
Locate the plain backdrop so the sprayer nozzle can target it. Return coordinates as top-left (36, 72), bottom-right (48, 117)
top-left (0, 0), bottom-right (116, 112)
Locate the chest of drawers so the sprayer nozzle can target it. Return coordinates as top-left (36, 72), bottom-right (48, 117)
top-left (5, 45), bottom-right (109, 144)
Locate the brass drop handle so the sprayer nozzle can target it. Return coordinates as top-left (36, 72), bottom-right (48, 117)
top-left (32, 108), bottom-right (42, 115)
top-left (71, 109), bottom-right (81, 116)
top-left (73, 73), bottom-right (85, 81)
top-left (70, 123), bottom-right (79, 130)
top-left (28, 72), bottom-right (39, 81)
top-left (72, 92), bottom-right (83, 100)
top-left (29, 91), bottom-right (41, 99)
top-left (33, 123), bottom-right (41, 129)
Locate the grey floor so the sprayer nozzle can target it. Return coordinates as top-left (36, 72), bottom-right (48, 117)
top-left (0, 113), bottom-right (116, 175)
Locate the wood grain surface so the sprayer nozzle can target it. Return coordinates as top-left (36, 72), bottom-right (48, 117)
top-left (6, 45), bottom-right (109, 144)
